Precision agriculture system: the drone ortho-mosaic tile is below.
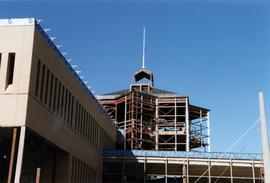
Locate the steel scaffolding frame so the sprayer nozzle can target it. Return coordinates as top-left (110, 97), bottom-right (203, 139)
top-left (99, 84), bottom-right (210, 152)
top-left (189, 105), bottom-right (210, 151)
top-left (155, 97), bottom-right (189, 151)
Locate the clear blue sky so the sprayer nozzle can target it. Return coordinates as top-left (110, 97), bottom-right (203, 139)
top-left (1, 0), bottom-right (270, 153)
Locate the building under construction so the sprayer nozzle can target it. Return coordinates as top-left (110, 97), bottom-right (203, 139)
top-left (97, 28), bottom-right (264, 182)
top-left (98, 68), bottom-right (210, 152)
top-left (97, 67), bottom-right (263, 183)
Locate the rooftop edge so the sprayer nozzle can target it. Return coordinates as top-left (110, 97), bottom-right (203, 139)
top-left (0, 18), bottom-right (35, 26)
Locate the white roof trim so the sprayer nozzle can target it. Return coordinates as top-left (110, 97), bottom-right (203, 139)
top-left (96, 95), bottom-right (120, 100)
top-left (0, 18), bottom-right (35, 26)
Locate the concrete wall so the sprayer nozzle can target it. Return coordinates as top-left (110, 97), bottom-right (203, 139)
top-left (24, 24), bottom-right (116, 180)
top-left (0, 25), bottom-right (34, 127)
top-left (0, 19), bottom-right (117, 182)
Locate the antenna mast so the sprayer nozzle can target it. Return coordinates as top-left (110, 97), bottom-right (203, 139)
top-left (142, 26), bottom-right (146, 69)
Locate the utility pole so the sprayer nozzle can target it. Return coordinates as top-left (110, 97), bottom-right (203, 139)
top-left (258, 92), bottom-right (270, 183)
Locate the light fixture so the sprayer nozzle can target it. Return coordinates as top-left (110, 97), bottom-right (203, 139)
top-left (50, 37), bottom-right (56, 41)
top-left (44, 28), bottom-right (51, 32)
top-left (36, 19), bottom-right (43, 24)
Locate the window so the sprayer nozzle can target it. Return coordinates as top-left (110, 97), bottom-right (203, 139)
top-left (82, 107), bottom-right (85, 136)
top-left (86, 113), bottom-right (89, 142)
top-left (57, 83), bottom-right (62, 115)
top-left (70, 96), bottom-right (74, 127)
top-left (35, 60), bottom-right (41, 97)
top-left (82, 108), bottom-right (85, 137)
top-left (64, 89), bottom-right (68, 122)
top-left (44, 69), bottom-right (50, 105)
top-left (67, 93), bottom-right (72, 125)
top-left (53, 78), bottom-right (58, 112)
top-left (39, 65), bottom-right (45, 100)
top-left (49, 73), bottom-right (54, 108)
top-left (75, 101), bottom-right (79, 131)
top-left (5, 53), bottom-right (15, 88)
top-left (78, 104), bottom-right (82, 133)
top-left (60, 85), bottom-right (65, 119)
top-left (90, 117), bottom-right (93, 144)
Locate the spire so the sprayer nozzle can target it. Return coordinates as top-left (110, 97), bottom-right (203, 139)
top-left (142, 26), bottom-right (146, 69)
top-left (133, 26), bottom-right (154, 87)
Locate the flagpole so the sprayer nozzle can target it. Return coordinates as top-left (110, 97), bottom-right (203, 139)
top-left (259, 92), bottom-right (270, 183)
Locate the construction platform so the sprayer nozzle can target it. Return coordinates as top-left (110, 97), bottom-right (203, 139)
top-left (103, 150), bottom-right (263, 183)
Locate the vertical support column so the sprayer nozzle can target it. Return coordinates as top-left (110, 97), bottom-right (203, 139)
top-left (144, 157), bottom-right (147, 183)
top-left (252, 159), bottom-right (256, 183)
top-left (208, 159), bottom-right (211, 183)
top-left (230, 159), bottom-right (233, 183)
top-left (100, 153), bottom-right (104, 183)
top-left (131, 92), bottom-right (134, 149)
top-left (122, 157), bottom-right (125, 183)
top-left (7, 128), bottom-right (17, 183)
top-left (14, 126), bottom-right (26, 183)
top-left (115, 104), bottom-right (118, 122)
top-left (124, 96), bottom-right (127, 150)
top-left (140, 95), bottom-right (143, 148)
top-left (200, 110), bottom-right (203, 150)
top-left (68, 155), bottom-right (73, 183)
top-left (155, 98), bottom-right (159, 151)
top-left (155, 124), bottom-right (159, 151)
top-left (207, 111), bottom-right (211, 152)
top-left (185, 97), bottom-right (190, 151)
top-left (183, 161), bottom-right (187, 183)
top-left (187, 158), bottom-right (189, 183)
top-left (165, 157), bottom-right (168, 183)
top-left (35, 168), bottom-right (41, 183)
top-left (174, 98), bottom-right (177, 151)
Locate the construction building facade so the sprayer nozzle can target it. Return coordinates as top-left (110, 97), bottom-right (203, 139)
top-left (98, 63), bottom-right (264, 182)
top-left (0, 18), bottom-right (116, 183)
top-left (98, 68), bottom-right (210, 152)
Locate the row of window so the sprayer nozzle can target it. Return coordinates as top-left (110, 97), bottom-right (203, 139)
top-left (35, 60), bottom-right (109, 150)
top-left (71, 156), bottom-right (96, 183)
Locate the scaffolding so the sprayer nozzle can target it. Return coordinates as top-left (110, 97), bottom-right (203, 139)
top-left (98, 83), bottom-right (210, 152)
top-left (189, 105), bottom-right (210, 152)
top-left (98, 68), bottom-right (263, 182)
top-left (155, 97), bottom-right (189, 151)
top-left (118, 91), bottom-right (156, 150)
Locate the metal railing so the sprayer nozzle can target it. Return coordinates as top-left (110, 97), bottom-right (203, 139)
top-left (103, 149), bottom-right (262, 160)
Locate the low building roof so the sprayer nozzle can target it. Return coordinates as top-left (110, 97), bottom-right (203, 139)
top-left (97, 87), bottom-right (179, 100)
